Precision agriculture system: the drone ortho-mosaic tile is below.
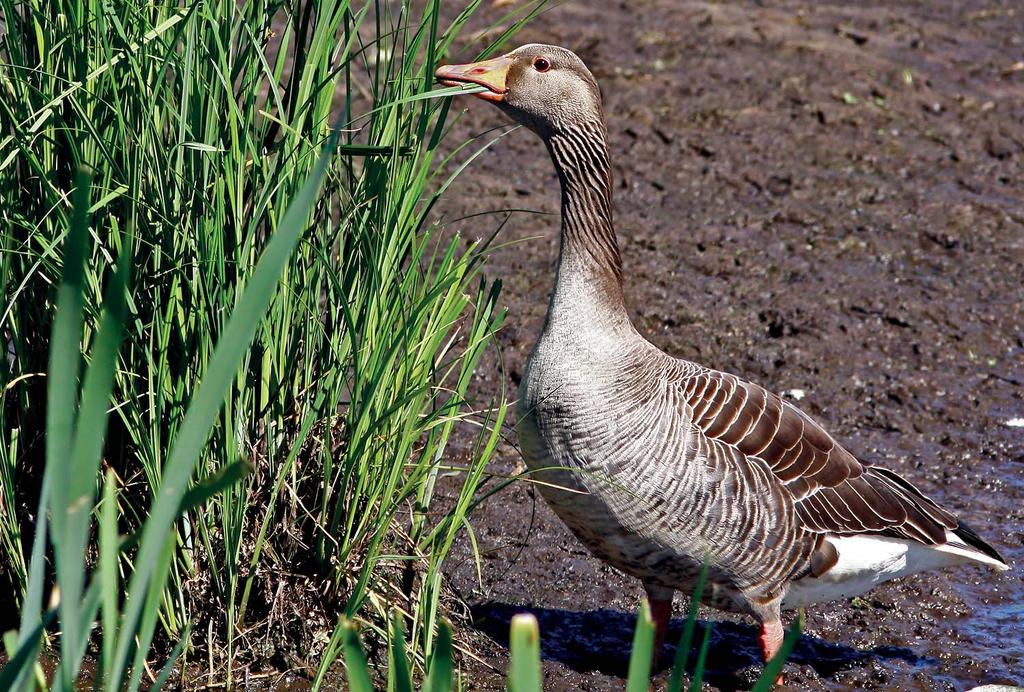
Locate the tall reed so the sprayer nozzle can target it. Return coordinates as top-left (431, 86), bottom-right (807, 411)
top-left (0, 0), bottom-right (542, 686)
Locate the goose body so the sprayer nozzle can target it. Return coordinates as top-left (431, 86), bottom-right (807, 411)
top-left (436, 44), bottom-right (1008, 670)
top-left (518, 310), bottom-right (1006, 621)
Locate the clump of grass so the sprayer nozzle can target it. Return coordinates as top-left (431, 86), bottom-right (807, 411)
top-left (341, 602), bottom-right (801, 690)
top-left (0, 0), bottom-right (544, 686)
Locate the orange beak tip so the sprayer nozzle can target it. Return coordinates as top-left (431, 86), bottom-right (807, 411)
top-left (433, 56), bottom-right (513, 102)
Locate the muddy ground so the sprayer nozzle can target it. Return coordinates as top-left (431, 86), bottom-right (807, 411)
top-left (432, 1), bottom-right (1024, 689)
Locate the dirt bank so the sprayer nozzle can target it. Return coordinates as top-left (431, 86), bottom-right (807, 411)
top-left (434, 1), bottom-right (1024, 689)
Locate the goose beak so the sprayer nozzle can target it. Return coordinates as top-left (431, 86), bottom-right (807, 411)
top-left (434, 55), bottom-right (513, 102)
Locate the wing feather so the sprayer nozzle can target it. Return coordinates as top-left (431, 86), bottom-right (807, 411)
top-left (679, 367), bottom-right (958, 546)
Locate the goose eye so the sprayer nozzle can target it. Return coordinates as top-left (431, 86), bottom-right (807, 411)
top-left (533, 57), bottom-right (550, 72)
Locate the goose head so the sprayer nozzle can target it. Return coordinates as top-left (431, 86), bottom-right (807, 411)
top-left (435, 44), bottom-right (602, 138)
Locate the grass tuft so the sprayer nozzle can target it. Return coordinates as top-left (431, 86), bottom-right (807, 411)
top-left (1, 0), bottom-right (544, 686)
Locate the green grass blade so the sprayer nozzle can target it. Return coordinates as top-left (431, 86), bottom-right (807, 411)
top-left (751, 617), bottom-right (802, 692)
top-left (508, 613), bottom-right (541, 692)
top-left (388, 612), bottom-right (413, 692)
top-left (98, 469), bottom-right (120, 686)
top-left (423, 620), bottom-right (453, 692)
top-left (126, 529), bottom-right (179, 692)
top-left (44, 168), bottom-right (89, 506)
top-left (148, 622), bottom-right (191, 692)
top-left (10, 471), bottom-right (52, 692)
top-left (0, 609), bottom-right (57, 691)
top-left (56, 216), bottom-right (130, 687)
top-left (68, 578), bottom-right (103, 684)
top-left (668, 562), bottom-right (709, 691)
top-left (690, 623), bottom-right (713, 692)
top-left (177, 459), bottom-right (254, 515)
top-left (626, 600), bottom-right (655, 692)
top-left (39, 167), bottom-right (91, 689)
top-left (340, 618), bottom-right (374, 692)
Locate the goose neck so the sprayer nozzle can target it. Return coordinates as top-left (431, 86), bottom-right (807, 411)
top-left (544, 120), bottom-right (625, 314)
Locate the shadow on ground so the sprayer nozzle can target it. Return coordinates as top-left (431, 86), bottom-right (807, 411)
top-left (470, 602), bottom-right (924, 690)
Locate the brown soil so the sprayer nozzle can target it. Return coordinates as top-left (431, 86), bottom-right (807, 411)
top-left (433, 1), bottom-right (1024, 690)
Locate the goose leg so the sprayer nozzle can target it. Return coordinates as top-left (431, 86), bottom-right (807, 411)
top-left (643, 581), bottom-right (674, 669)
top-left (758, 618), bottom-right (785, 685)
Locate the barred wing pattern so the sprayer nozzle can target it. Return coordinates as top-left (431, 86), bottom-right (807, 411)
top-left (680, 367), bottom-right (958, 548)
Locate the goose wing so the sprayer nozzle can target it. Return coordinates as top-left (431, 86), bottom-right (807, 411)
top-left (679, 367), bottom-right (958, 547)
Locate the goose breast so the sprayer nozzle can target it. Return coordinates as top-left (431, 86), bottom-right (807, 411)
top-left (517, 338), bottom-right (816, 614)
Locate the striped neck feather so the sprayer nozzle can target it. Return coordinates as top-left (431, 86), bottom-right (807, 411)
top-left (544, 118), bottom-right (625, 311)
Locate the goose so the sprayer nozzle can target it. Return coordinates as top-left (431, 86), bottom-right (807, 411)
top-left (435, 45), bottom-right (1009, 676)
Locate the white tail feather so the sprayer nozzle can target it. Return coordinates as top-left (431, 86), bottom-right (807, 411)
top-left (783, 532), bottom-right (1008, 609)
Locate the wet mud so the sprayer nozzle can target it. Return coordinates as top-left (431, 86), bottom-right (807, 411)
top-left (434, 0), bottom-right (1024, 689)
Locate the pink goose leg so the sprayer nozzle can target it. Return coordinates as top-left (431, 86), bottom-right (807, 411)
top-left (759, 618), bottom-right (785, 685)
